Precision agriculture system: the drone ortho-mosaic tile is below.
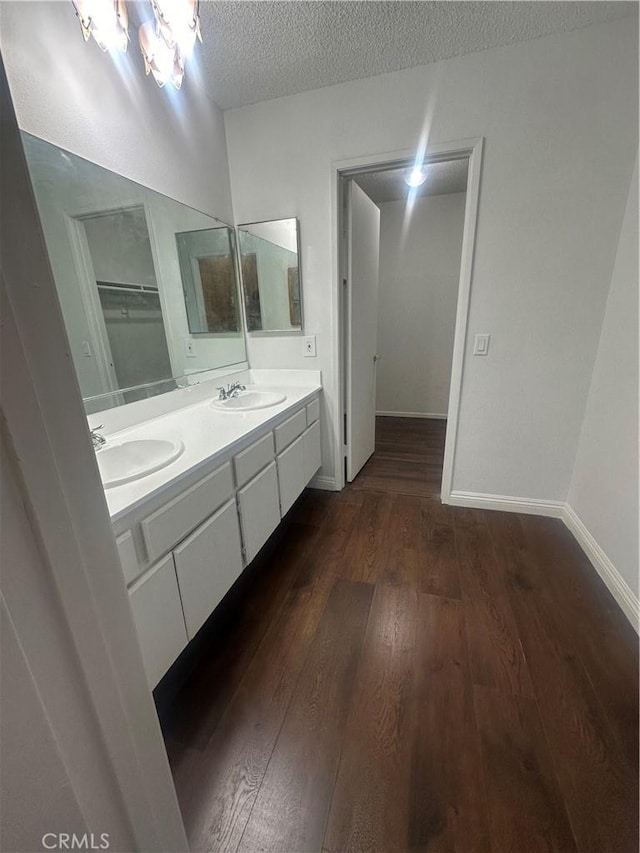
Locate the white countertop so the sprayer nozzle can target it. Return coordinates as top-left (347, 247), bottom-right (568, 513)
top-left (93, 371), bottom-right (321, 527)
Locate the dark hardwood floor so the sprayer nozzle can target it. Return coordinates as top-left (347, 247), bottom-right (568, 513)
top-left (157, 416), bottom-right (639, 853)
top-left (349, 416), bottom-right (446, 498)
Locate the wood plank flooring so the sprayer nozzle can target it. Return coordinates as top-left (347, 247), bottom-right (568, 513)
top-left (156, 417), bottom-right (638, 853)
top-left (349, 416), bottom-right (446, 498)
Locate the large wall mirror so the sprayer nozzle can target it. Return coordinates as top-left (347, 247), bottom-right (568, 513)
top-left (237, 218), bottom-right (303, 333)
top-left (21, 132), bottom-right (247, 414)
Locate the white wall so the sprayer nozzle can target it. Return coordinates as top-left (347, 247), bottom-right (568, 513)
top-left (376, 192), bottom-right (465, 417)
top-left (0, 446), bottom-right (109, 852)
top-left (1, 598), bottom-right (87, 853)
top-left (567, 156), bottom-right (639, 599)
top-left (225, 17), bottom-right (638, 497)
top-left (1, 63), bottom-right (188, 850)
top-left (0, 0), bottom-right (233, 222)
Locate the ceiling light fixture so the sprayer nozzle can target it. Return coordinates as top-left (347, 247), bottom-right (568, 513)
top-left (73, 0), bottom-right (129, 53)
top-left (151, 0), bottom-right (201, 60)
top-left (139, 19), bottom-right (184, 89)
top-left (404, 165), bottom-right (427, 188)
top-left (73, 0), bottom-right (202, 90)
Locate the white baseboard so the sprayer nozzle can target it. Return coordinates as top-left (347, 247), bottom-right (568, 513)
top-left (446, 490), bottom-right (565, 517)
top-left (309, 475), bottom-right (338, 491)
top-left (376, 411), bottom-right (447, 420)
top-left (563, 504), bottom-right (639, 632)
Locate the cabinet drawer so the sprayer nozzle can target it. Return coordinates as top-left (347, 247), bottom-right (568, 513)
top-left (306, 397), bottom-right (320, 426)
top-left (174, 499), bottom-right (244, 640)
top-left (274, 409), bottom-right (307, 453)
top-left (116, 530), bottom-right (140, 585)
top-left (141, 463), bottom-right (233, 563)
top-left (237, 461), bottom-right (281, 564)
top-left (303, 420), bottom-right (321, 483)
top-left (234, 432), bottom-right (275, 488)
top-left (129, 554), bottom-right (188, 688)
top-left (277, 433), bottom-right (306, 517)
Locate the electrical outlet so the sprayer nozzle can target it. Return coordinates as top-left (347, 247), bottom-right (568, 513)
top-left (185, 339), bottom-right (196, 358)
top-left (304, 335), bottom-right (317, 357)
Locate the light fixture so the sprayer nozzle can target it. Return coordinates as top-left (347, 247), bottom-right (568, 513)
top-left (404, 165), bottom-right (427, 188)
top-left (139, 19), bottom-right (184, 89)
top-left (73, 0), bottom-right (202, 89)
top-left (151, 0), bottom-right (202, 60)
top-left (73, 0), bottom-right (129, 52)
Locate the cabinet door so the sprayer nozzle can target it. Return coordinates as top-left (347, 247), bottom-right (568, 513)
top-left (277, 433), bottom-right (306, 517)
top-left (303, 420), bottom-right (321, 483)
top-left (275, 409), bottom-right (307, 453)
top-left (141, 462), bottom-right (233, 563)
top-left (306, 397), bottom-right (320, 426)
top-left (128, 554), bottom-right (188, 688)
top-left (173, 499), bottom-right (244, 640)
top-left (237, 461), bottom-right (281, 564)
top-left (234, 432), bottom-right (275, 488)
top-left (116, 529), bottom-right (140, 586)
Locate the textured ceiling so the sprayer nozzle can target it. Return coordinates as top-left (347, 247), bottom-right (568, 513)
top-left (196, 1), bottom-right (636, 109)
top-left (355, 158), bottom-right (469, 203)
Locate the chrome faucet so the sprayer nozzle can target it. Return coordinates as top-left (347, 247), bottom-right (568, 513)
top-left (217, 381), bottom-right (246, 401)
top-left (90, 425), bottom-right (106, 450)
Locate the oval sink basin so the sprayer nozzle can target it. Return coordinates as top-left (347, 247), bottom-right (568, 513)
top-left (97, 438), bottom-right (184, 488)
top-left (211, 390), bottom-right (286, 412)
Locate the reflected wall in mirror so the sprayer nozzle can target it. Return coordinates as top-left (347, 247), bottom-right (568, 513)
top-left (176, 227), bottom-right (241, 334)
top-left (21, 132), bottom-right (247, 413)
top-left (237, 218), bottom-right (303, 333)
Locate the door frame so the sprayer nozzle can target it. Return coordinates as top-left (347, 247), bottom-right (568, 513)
top-left (332, 136), bottom-right (484, 499)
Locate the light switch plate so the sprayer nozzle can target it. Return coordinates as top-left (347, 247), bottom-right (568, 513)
top-left (185, 339), bottom-right (196, 358)
top-left (304, 336), bottom-right (317, 357)
top-left (473, 334), bottom-right (490, 356)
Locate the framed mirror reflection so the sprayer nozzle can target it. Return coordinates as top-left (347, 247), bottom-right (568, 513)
top-left (237, 218), bottom-right (303, 333)
top-left (176, 226), bottom-right (242, 335)
top-left (20, 132), bottom-right (247, 414)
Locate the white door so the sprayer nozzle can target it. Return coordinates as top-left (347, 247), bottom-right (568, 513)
top-left (346, 180), bottom-right (380, 481)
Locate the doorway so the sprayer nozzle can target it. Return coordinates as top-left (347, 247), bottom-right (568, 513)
top-left (72, 205), bottom-right (174, 403)
top-left (335, 138), bottom-right (483, 500)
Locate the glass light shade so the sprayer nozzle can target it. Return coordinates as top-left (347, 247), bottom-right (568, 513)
top-left (74, 0), bottom-right (129, 52)
top-left (138, 20), bottom-right (184, 89)
top-left (404, 166), bottom-right (427, 188)
top-left (151, 0), bottom-right (201, 58)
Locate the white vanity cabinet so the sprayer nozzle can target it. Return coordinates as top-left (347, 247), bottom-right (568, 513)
top-left (141, 463), bottom-right (234, 563)
top-left (303, 419), bottom-right (322, 483)
top-left (277, 401), bottom-right (322, 516)
top-left (277, 433), bottom-right (306, 516)
top-left (174, 499), bottom-right (244, 640)
top-left (237, 461), bottom-right (281, 563)
top-left (117, 391), bottom-right (322, 688)
top-left (128, 554), bottom-right (188, 688)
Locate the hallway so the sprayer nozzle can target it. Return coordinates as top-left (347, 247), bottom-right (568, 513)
top-left (157, 419), bottom-right (638, 853)
top-left (349, 415), bottom-right (446, 498)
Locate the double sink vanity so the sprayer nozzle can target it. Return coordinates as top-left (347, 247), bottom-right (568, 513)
top-left (93, 370), bottom-right (322, 688)
top-left (20, 130), bottom-right (321, 691)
